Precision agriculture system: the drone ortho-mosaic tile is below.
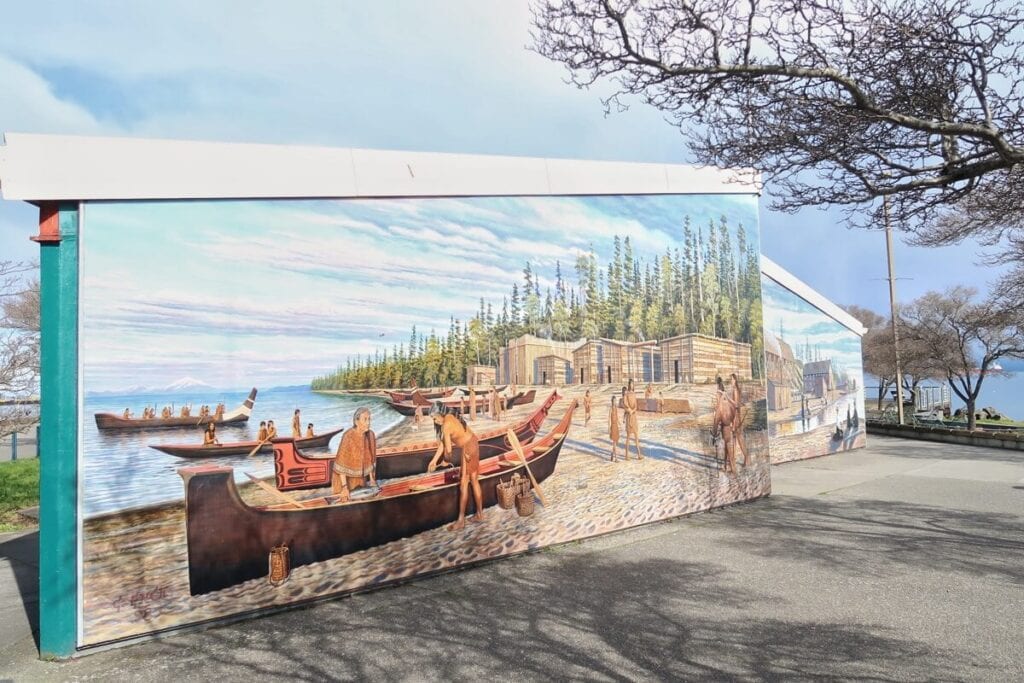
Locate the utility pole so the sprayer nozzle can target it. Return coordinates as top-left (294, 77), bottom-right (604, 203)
top-left (884, 195), bottom-right (905, 424)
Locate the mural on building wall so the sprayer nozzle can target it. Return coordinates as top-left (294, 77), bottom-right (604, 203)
top-left (761, 275), bottom-right (867, 463)
top-left (78, 195), bottom-right (770, 645)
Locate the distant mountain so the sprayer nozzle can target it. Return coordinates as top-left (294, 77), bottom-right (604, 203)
top-left (86, 377), bottom-right (218, 397)
top-left (163, 377), bottom-right (216, 392)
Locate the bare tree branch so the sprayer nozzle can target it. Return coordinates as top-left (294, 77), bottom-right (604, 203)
top-left (532, 0), bottom-right (1024, 229)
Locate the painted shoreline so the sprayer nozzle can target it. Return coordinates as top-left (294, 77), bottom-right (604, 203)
top-left (79, 382), bottom-right (771, 645)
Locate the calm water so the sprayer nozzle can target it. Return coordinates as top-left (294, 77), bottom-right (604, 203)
top-left (769, 389), bottom-right (865, 437)
top-left (82, 386), bottom-right (401, 517)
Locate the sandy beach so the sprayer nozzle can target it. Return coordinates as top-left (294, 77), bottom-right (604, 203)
top-left (80, 381), bottom-right (771, 646)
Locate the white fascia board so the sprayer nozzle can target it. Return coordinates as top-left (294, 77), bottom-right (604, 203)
top-left (760, 256), bottom-right (868, 336)
top-left (0, 132), bottom-right (761, 201)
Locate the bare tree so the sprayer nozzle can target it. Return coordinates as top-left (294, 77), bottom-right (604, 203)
top-left (912, 164), bottom-right (1024, 305)
top-left (899, 286), bottom-right (1024, 429)
top-left (847, 304), bottom-right (934, 410)
top-left (1, 261), bottom-right (40, 439)
top-left (532, 0), bottom-right (1024, 228)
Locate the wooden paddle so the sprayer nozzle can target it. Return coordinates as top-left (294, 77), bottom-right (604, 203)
top-left (244, 472), bottom-right (306, 509)
top-left (247, 438), bottom-right (271, 457)
top-left (506, 430), bottom-right (549, 507)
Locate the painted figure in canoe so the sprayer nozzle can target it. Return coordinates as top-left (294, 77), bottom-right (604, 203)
top-left (305, 423), bottom-right (315, 438)
top-left (427, 403), bottom-right (485, 530)
top-left (623, 379), bottom-right (643, 460)
top-left (203, 423), bottom-right (220, 446)
top-left (332, 406), bottom-right (377, 502)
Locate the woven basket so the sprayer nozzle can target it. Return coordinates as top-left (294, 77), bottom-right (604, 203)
top-left (496, 480), bottom-right (517, 509)
top-left (515, 491), bottom-right (535, 517)
top-left (268, 544), bottom-right (291, 587)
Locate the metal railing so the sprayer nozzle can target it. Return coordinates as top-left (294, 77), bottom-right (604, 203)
top-left (0, 426), bottom-right (40, 461)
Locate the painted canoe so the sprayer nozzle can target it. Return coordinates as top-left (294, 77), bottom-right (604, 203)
top-left (384, 388), bottom-right (455, 403)
top-left (507, 389), bottom-right (537, 408)
top-left (388, 386), bottom-right (519, 416)
top-left (149, 427), bottom-right (344, 459)
top-left (94, 388), bottom-right (258, 431)
top-left (274, 391), bottom-right (560, 489)
top-left (179, 397), bottom-right (577, 595)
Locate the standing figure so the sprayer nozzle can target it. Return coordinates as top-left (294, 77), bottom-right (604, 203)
top-left (729, 373), bottom-right (749, 467)
top-left (623, 379), bottom-right (643, 460)
top-left (609, 393), bottom-right (622, 462)
top-left (414, 403), bottom-right (425, 428)
top-left (490, 387), bottom-right (499, 421)
top-left (427, 404), bottom-right (485, 529)
top-left (657, 391), bottom-right (665, 414)
top-left (214, 403), bottom-right (225, 420)
top-left (331, 406), bottom-right (377, 501)
top-left (291, 409), bottom-right (302, 438)
top-left (499, 392), bottom-right (508, 421)
top-left (468, 386), bottom-right (477, 422)
top-left (584, 390), bottom-right (592, 425)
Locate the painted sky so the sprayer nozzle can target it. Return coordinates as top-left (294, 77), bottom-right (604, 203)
top-left (761, 276), bottom-right (864, 379)
top-left (1, 2), bottom-right (1017, 385)
top-left (0, 2), bottom-right (1007, 319)
top-left (81, 194), bottom-right (758, 391)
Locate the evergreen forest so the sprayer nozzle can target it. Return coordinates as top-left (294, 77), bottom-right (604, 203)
top-left (311, 216), bottom-right (764, 389)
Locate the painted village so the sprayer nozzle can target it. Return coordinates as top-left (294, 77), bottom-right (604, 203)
top-left (77, 213), bottom-right (776, 645)
top-left (764, 328), bottom-right (866, 463)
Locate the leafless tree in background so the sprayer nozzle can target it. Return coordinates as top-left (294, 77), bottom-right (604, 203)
top-left (899, 286), bottom-right (1024, 429)
top-left (0, 261), bottom-right (40, 439)
top-left (532, 0), bottom-right (1024, 231)
top-left (847, 304), bottom-right (935, 410)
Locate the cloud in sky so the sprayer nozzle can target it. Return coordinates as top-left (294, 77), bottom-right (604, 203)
top-left (80, 195), bottom-right (758, 390)
top-left (0, 1), bottom-right (1006, 319)
top-left (761, 277), bottom-right (864, 373)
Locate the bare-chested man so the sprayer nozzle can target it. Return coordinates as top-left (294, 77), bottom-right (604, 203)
top-left (623, 379), bottom-right (643, 460)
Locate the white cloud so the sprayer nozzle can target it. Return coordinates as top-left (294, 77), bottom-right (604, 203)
top-left (0, 54), bottom-right (103, 133)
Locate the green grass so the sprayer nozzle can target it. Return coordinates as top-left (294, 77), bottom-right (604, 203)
top-left (0, 458), bottom-right (39, 532)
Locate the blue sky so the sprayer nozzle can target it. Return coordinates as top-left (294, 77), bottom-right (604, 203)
top-left (761, 277), bottom-right (864, 379)
top-left (81, 195), bottom-right (757, 390)
top-left (0, 2), bottom-right (1008, 320)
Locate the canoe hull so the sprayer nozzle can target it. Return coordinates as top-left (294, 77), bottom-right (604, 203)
top-left (275, 391), bottom-right (559, 487)
top-left (151, 427), bottom-right (343, 459)
top-left (181, 399), bottom-right (575, 595)
top-left (95, 388), bottom-right (258, 431)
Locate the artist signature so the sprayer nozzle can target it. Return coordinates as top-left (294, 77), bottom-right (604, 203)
top-left (111, 585), bottom-right (170, 620)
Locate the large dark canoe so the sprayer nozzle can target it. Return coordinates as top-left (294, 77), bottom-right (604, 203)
top-left (385, 388), bottom-right (455, 403)
top-left (179, 398), bottom-right (577, 595)
top-left (94, 388), bottom-right (258, 431)
top-left (274, 391), bottom-right (560, 489)
top-left (149, 427), bottom-right (344, 459)
top-left (507, 389), bottom-right (537, 408)
top-left (388, 386), bottom-right (516, 416)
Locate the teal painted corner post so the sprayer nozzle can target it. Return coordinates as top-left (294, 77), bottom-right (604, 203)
top-left (38, 202), bottom-right (79, 658)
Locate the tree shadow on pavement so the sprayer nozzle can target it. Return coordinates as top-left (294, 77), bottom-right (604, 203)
top-left (69, 550), bottom-right (969, 682)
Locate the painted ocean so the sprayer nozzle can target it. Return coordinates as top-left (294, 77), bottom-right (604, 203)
top-left (82, 385), bottom-right (402, 517)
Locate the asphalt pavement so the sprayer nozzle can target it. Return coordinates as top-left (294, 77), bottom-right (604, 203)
top-left (1, 435), bottom-right (1022, 681)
